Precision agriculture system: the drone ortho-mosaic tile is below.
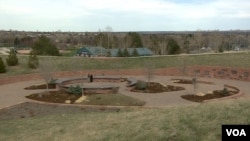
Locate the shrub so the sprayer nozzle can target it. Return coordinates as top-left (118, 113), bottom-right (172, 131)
top-left (0, 57), bottom-right (6, 73)
top-left (132, 48), bottom-right (139, 57)
top-left (6, 49), bottom-right (18, 66)
top-left (32, 35), bottom-right (60, 56)
top-left (28, 53), bottom-right (39, 69)
top-left (136, 80), bottom-right (148, 90)
top-left (222, 87), bottom-right (229, 96)
top-left (123, 48), bottom-right (130, 57)
top-left (48, 78), bottom-right (57, 84)
top-left (67, 85), bottom-right (82, 95)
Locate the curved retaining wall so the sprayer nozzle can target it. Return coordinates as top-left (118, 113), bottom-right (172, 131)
top-left (203, 84), bottom-right (244, 103)
top-left (58, 76), bottom-right (125, 94)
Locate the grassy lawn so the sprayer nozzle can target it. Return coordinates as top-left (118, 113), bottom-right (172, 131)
top-left (0, 98), bottom-right (249, 141)
top-left (1, 52), bottom-right (250, 77)
top-left (82, 94), bottom-right (145, 106)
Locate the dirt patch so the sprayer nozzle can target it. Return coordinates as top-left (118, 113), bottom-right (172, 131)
top-left (131, 82), bottom-right (185, 93)
top-left (181, 89), bottom-right (238, 102)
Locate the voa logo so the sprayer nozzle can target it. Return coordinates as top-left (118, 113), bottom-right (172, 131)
top-left (226, 129), bottom-right (246, 136)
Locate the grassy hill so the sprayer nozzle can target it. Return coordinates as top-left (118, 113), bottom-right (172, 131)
top-left (0, 98), bottom-right (249, 141)
top-left (1, 52), bottom-right (250, 76)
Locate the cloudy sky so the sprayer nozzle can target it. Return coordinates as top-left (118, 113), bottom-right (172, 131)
top-left (0, 0), bottom-right (250, 32)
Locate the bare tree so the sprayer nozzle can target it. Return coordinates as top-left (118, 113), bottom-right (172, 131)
top-left (70, 58), bottom-right (85, 96)
top-left (192, 71), bottom-right (198, 95)
top-left (39, 58), bottom-right (56, 94)
top-left (143, 59), bottom-right (155, 82)
top-left (178, 55), bottom-right (188, 80)
top-left (159, 40), bottom-right (167, 55)
top-left (106, 26), bottom-right (113, 49)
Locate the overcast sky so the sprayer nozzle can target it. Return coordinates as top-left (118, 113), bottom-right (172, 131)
top-left (0, 0), bottom-right (250, 32)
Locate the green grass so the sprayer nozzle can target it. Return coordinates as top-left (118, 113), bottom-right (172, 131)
top-left (1, 52), bottom-right (250, 77)
top-left (82, 94), bottom-right (145, 106)
top-left (0, 98), bottom-right (249, 141)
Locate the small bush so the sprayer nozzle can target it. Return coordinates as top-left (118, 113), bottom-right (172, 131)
top-left (222, 87), bottom-right (229, 96)
top-left (28, 54), bottom-right (39, 69)
top-left (48, 78), bottom-right (57, 84)
top-left (67, 85), bottom-right (82, 95)
top-left (136, 80), bottom-right (148, 90)
top-left (6, 49), bottom-right (18, 66)
top-left (0, 57), bottom-right (6, 73)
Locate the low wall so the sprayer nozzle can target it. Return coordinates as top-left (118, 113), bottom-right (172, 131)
top-left (1, 66), bottom-right (250, 85)
top-left (58, 76), bottom-right (123, 94)
top-left (203, 84), bottom-right (244, 103)
top-left (155, 66), bottom-right (250, 81)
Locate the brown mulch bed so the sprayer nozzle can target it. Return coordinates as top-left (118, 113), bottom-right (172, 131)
top-left (131, 82), bottom-right (185, 93)
top-left (26, 91), bottom-right (81, 104)
top-left (171, 79), bottom-right (214, 84)
top-left (181, 90), bottom-right (238, 102)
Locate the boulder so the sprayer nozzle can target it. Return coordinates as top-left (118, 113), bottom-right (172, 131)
top-left (196, 92), bottom-right (206, 97)
top-left (65, 100), bottom-right (71, 104)
top-left (75, 96), bottom-right (87, 104)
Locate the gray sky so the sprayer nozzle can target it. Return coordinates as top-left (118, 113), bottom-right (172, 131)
top-left (1, 0), bottom-right (250, 32)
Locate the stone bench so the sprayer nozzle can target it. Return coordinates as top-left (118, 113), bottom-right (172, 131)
top-left (126, 78), bottom-right (137, 87)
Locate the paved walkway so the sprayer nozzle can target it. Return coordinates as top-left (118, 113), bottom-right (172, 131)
top-left (1, 76), bottom-right (250, 109)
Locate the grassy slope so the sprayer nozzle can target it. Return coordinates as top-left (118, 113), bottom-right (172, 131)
top-left (0, 98), bottom-right (249, 141)
top-left (1, 52), bottom-right (250, 76)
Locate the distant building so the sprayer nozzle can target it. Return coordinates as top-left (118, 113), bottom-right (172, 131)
top-left (76, 46), bottom-right (107, 57)
top-left (109, 47), bottom-right (154, 57)
top-left (76, 47), bottom-right (154, 57)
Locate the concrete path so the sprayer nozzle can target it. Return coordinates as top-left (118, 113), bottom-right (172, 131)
top-left (0, 80), bottom-right (45, 109)
top-left (1, 76), bottom-right (250, 109)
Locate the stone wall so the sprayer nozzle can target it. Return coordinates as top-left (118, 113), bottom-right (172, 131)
top-left (185, 66), bottom-right (250, 81)
top-left (1, 66), bottom-right (250, 85)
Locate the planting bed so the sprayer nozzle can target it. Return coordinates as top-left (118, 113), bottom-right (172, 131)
top-left (131, 82), bottom-right (185, 93)
top-left (181, 89), bottom-right (239, 102)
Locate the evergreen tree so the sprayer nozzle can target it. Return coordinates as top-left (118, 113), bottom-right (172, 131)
top-left (167, 39), bottom-right (180, 55)
top-left (106, 50), bottom-right (111, 57)
top-left (6, 49), bottom-right (18, 66)
top-left (127, 32), bottom-right (143, 47)
top-left (32, 35), bottom-right (60, 56)
top-left (117, 48), bottom-right (124, 57)
top-left (28, 53), bottom-right (39, 69)
top-left (132, 48), bottom-right (139, 57)
top-left (123, 48), bottom-right (130, 57)
top-left (14, 37), bottom-right (20, 47)
top-left (0, 57), bottom-right (6, 73)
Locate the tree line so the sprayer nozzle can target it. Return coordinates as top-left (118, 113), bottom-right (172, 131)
top-left (1, 30), bottom-right (250, 55)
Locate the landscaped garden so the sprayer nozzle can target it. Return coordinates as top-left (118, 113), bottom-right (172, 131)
top-left (1, 52), bottom-right (250, 141)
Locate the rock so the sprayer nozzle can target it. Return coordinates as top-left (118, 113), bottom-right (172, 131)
top-left (160, 83), bottom-right (167, 87)
top-left (196, 92), bottom-right (206, 97)
top-left (65, 100), bottom-right (71, 104)
top-left (75, 96), bottom-right (87, 104)
top-left (206, 91), bottom-right (213, 95)
top-left (171, 80), bottom-right (180, 83)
